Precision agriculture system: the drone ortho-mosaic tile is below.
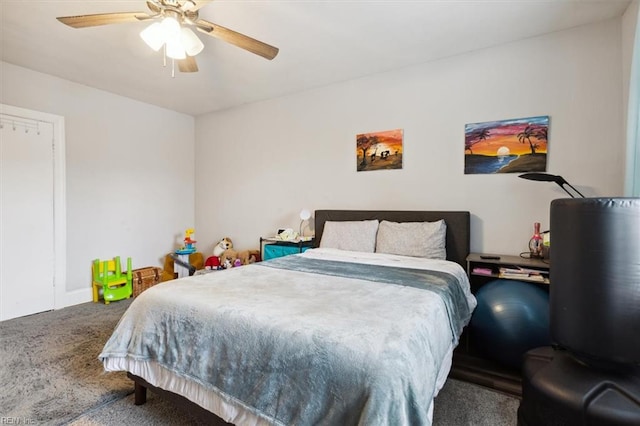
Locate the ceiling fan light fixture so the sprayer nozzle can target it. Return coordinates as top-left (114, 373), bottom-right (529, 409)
top-left (166, 38), bottom-right (187, 59)
top-left (161, 16), bottom-right (181, 39)
top-left (181, 27), bottom-right (204, 56)
top-left (140, 22), bottom-right (165, 51)
top-left (58, 0), bottom-right (280, 75)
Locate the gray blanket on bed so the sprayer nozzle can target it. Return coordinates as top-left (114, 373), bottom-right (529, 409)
top-left (261, 256), bottom-right (471, 342)
top-left (100, 256), bottom-right (472, 425)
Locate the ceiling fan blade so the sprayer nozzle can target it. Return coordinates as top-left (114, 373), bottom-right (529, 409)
top-left (196, 19), bottom-right (279, 60)
top-left (146, 1), bottom-right (162, 15)
top-left (184, 0), bottom-right (214, 12)
top-left (178, 56), bottom-right (199, 73)
top-left (57, 12), bottom-right (150, 29)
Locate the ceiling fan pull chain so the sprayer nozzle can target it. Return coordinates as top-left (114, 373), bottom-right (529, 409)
top-left (163, 44), bottom-right (167, 67)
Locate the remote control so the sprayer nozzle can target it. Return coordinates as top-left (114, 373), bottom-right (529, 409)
top-left (480, 255), bottom-right (501, 260)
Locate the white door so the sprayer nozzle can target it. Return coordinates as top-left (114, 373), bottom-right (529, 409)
top-left (1, 114), bottom-right (55, 320)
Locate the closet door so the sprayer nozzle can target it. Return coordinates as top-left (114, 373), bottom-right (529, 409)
top-left (1, 115), bottom-right (55, 320)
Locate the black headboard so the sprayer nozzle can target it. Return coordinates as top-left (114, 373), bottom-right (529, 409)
top-left (314, 210), bottom-right (470, 268)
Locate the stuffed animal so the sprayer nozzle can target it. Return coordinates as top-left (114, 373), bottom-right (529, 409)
top-left (204, 256), bottom-right (221, 270)
top-left (222, 257), bottom-right (233, 269)
top-left (220, 247), bottom-right (260, 268)
top-left (237, 249), bottom-right (260, 265)
top-left (213, 237), bottom-right (233, 258)
top-left (220, 248), bottom-right (238, 267)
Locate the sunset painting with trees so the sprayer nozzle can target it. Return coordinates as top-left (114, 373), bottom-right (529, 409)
top-left (356, 129), bottom-right (403, 172)
top-left (464, 116), bottom-right (549, 174)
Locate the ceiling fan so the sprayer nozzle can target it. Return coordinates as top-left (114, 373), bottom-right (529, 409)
top-left (56, 0), bottom-right (279, 74)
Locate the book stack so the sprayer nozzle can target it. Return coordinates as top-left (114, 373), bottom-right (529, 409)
top-left (472, 267), bottom-right (494, 276)
top-left (499, 267), bottom-right (548, 283)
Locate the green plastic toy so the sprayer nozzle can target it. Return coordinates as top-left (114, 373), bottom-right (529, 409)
top-left (92, 256), bottom-right (133, 304)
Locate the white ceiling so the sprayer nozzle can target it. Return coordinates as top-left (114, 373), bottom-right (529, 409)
top-left (0, 0), bottom-right (632, 116)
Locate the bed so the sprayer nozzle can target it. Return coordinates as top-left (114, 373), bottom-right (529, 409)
top-left (100, 210), bottom-right (475, 425)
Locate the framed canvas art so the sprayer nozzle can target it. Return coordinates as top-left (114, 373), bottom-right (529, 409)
top-left (464, 116), bottom-right (548, 174)
top-left (356, 129), bottom-right (403, 172)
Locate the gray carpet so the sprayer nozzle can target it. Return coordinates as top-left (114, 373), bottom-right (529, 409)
top-left (0, 300), bottom-right (134, 425)
top-left (1, 300), bottom-right (519, 425)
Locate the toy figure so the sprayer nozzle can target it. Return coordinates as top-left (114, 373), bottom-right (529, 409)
top-left (176, 228), bottom-right (197, 255)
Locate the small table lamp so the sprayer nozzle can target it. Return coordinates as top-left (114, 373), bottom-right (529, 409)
top-left (299, 209), bottom-right (311, 237)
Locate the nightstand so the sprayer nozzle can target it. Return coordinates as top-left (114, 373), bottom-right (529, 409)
top-left (450, 253), bottom-right (551, 397)
top-left (466, 253), bottom-right (550, 291)
top-left (259, 237), bottom-right (315, 261)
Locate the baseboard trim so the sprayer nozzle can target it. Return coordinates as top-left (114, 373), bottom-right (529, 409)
top-left (56, 287), bottom-right (92, 309)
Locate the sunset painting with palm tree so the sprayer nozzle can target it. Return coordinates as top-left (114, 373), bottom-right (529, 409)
top-left (464, 116), bottom-right (549, 174)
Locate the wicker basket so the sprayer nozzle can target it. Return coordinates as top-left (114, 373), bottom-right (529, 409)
top-left (132, 266), bottom-right (163, 297)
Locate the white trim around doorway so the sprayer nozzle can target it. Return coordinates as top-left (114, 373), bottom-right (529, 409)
top-left (1, 104), bottom-right (68, 310)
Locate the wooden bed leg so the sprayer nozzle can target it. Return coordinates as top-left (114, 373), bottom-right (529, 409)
top-left (134, 381), bottom-right (147, 405)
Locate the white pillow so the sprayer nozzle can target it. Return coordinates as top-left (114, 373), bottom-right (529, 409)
top-left (375, 220), bottom-right (447, 259)
top-left (319, 220), bottom-right (379, 253)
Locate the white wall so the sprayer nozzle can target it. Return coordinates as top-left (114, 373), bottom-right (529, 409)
top-left (623, 1), bottom-right (638, 110)
top-left (195, 18), bottom-right (626, 257)
top-left (0, 62), bottom-right (195, 305)
top-left (623, 0), bottom-right (640, 196)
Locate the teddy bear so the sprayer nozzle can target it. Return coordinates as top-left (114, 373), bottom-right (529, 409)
top-left (219, 248), bottom-right (239, 268)
top-left (220, 248), bottom-right (261, 267)
top-left (237, 249), bottom-right (260, 265)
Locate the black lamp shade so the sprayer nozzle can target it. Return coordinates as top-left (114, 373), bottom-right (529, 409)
top-left (550, 198), bottom-right (640, 366)
top-left (519, 172), bottom-right (585, 198)
top-left (519, 172), bottom-right (563, 182)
